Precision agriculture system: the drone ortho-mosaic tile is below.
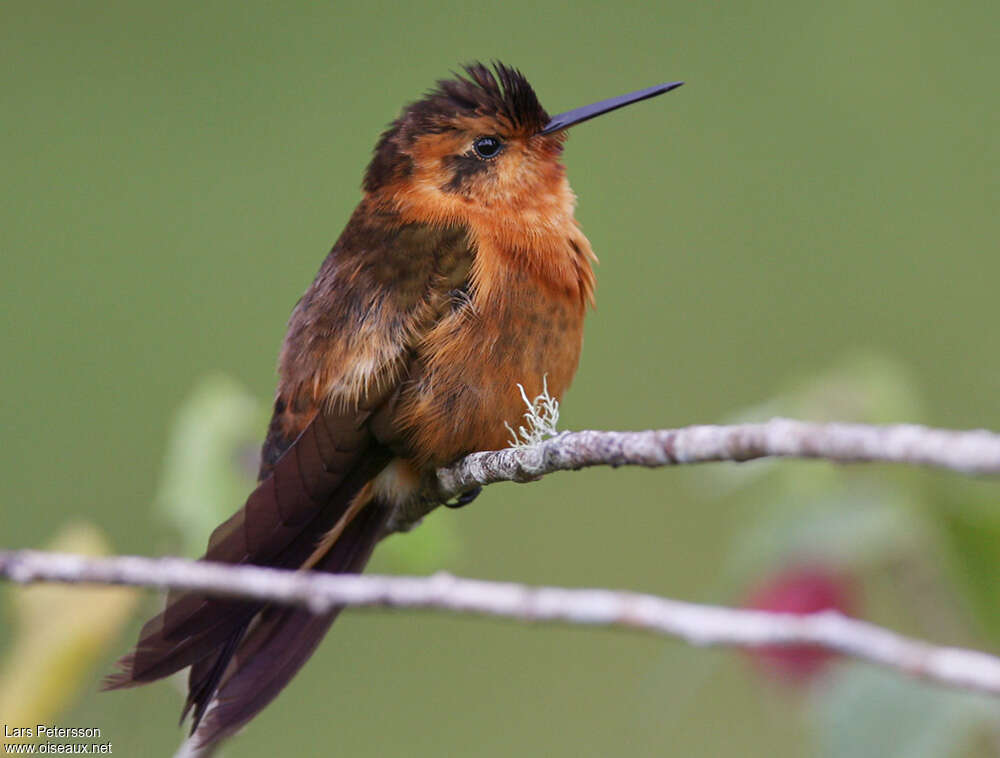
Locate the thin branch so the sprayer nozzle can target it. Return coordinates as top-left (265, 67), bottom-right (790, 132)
top-left (435, 417), bottom-right (1000, 499)
top-left (3, 549), bottom-right (1000, 697)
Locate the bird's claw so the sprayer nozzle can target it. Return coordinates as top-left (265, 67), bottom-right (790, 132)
top-left (444, 486), bottom-right (482, 509)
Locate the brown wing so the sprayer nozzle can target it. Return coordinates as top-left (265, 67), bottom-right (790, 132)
top-left (105, 202), bottom-right (474, 745)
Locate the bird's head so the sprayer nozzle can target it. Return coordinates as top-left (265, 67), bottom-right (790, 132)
top-left (363, 62), bottom-right (682, 226)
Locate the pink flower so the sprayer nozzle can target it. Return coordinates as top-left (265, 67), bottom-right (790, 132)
top-left (744, 565), bottom-right (858, 683)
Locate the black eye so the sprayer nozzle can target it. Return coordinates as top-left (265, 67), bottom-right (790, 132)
top-left (472, 136), bottom-right (503, 160)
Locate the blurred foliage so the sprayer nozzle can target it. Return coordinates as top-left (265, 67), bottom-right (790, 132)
top-left (698, 353), bottom-right (929, 581)
top-left (0, 524), bottom-right (138, 745)
top-left (155, 374), bottom-right (461, 567)
top-left (154, 373), bottom-right (267, 556)
top-left (935, 491), bottom-right (1000, 650)
top-left (816, 665), bottom-right (998, 758)
top-left (695, 355), bottom-right (1000, 755)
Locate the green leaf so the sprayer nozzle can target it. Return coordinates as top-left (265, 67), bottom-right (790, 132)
top-left (814, 664), bottom-right (997, 758)
top-left (377, 514), bottom-right (462, 573)
top-left (725, 480), bottom-right (926, 582)
top-left (0, 524), bottom-right (138, 737)
top-left (154, 373), bottom-right (267, 556)
top-left (935, 493), bottom-right (1000, 647)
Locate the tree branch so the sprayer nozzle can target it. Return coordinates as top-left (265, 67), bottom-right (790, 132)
top-left (5, 419), bottom-right (1000, 714)
top-left (365, 417), bottom-right (1000, 532)
top-left (436, 419), bottom-right (1000, 500)
top-left (3, 549), bottom-right (1000, 697)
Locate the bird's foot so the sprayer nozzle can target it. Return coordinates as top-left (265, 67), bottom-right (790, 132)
top-left (444, 486), bottom-right (482, 509)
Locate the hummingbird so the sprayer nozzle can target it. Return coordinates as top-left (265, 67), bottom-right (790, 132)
top-left (105, 62), bottom-right (683, 747)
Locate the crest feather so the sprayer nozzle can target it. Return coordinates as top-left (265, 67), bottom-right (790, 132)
top-left (364, 62), bottom-right (549, 192)
top-left (431, 62), bottom-right (549, 133)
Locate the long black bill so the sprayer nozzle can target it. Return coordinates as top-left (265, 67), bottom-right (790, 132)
top-left (538, 81), bottom-right (684, 135)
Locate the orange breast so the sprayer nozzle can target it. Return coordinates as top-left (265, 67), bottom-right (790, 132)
top-left (393, 251), bottom-right (587, 467)
top-left (378, 152), bottom-right (596, 468)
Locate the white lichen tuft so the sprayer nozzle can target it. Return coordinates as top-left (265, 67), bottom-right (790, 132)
top-left (505, 376), bottom-right (561, 448)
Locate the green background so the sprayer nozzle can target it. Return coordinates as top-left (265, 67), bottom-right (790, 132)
top-left (2, 0), bottom-right (999, 755)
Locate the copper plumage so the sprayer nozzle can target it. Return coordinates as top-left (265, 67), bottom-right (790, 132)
top-left (105, 62), bottom-right (683, 747)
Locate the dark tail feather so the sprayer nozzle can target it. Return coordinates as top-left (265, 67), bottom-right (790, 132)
top-left (104, 410), bottom-right (390, 693)
top-left (190, 501), bottom-right (389, 747)
top-left (181, 626), bottom-right (248, 726)
top-left (103, 602), bottom-right (258, 689)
